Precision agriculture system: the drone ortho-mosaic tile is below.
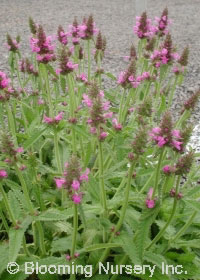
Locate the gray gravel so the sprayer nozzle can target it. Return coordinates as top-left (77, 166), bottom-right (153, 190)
top-left (0, 0), bottom-right (200, 145)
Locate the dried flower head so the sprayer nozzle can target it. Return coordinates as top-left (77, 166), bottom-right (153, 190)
top-left (183, 90), bottom-right (200, 111)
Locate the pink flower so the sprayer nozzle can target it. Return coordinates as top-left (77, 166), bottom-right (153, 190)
top-left (152, 127), bottom-right (161, 134)
top-left (80, 168), bottom-right (90, 182)
top-left (83, 94), bottom-right (93, 107)
top-left (171, 140), bottom-right (183, 151)
top-left (112, 118), bottom-right (122, 131)
top-left (44, 115), bottom-right (54, 124)
top-left (163, 165), bottom-right (171, 174)
top-left (146, 188), bottom-right (155, 208)
top-left (38, 99), bottom-right (44, 105)
top-left (102, 101), bottom-right (110, 111)
top-left (90, 127), bottom-right (97, 134)
top-left (16, 147), bottom-right (24, 153)
top-left (72, 194), bottom-right (82, 204)
top-left (103, 112), bottom-right (113, 119)
top-left (54, 112), bottom-right (64, 121)
top-left (99, 131), bottom-right (108, 141)
top-left (172, 129), bottom-right (181, 139)
top-left (157, 136), bottom-right (167, 147)
top-left (71, 180), bottom-right (80, 190)
top-left (54, 178), bottom-right (66, 189)
top-left (0, 170), bottom-right (8, 178)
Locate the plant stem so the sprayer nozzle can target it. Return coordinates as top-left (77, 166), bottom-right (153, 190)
top-left (71, 204), bottom-right (78, 257)
top-left (87, 40), bottom-right (91, 81)
top-left (43, 65), bottom-right (53, 117)
top-left (152, 148), bottom-right (165, 198)
top-left (146, 176), bottom-right (181, 250)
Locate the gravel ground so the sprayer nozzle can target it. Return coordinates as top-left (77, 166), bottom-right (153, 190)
top-left (0, 0), bottom-right (200, 146)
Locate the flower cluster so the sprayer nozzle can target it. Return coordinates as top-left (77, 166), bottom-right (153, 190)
top-left (82, 83), bottom-right (114, 138)
top-left (56, 47), bottom-right (78, 75)
top-left (43, 112), bottom-right (64, 125)
top-left (57, 25), bottom-right (68, 45)
top-left (78, 15), bottom-right (98, 40)
top-left (155, 8), bottom-right (171, 37)
top-left (150, 36), bottom-right (179, 68)
top-left (0, 170), bottom-right (8, 179)
top-left (183, 90), bottom-right (200, 112)
top-left (124, 44), bottom-right (137, 61)
top-left (19, 58), bottom-right (38, 76)
top-left (118, 62), bottom-right (151, 88)
top-left (69, 17), bottom-right (80, 45)
top-left (0, 71), bottom-right (10, 89)
top-left (133, 12), bottom-right (157, 39)
top-left (150, 112), bottom-right (183, 151)
top-left (94, 31), bottom-right (106, 62)
top-left (6, 34), bottom-right (20, 52)
top-left (54, 156), bottom-right (90, 204)
top-left (30, 25), bottom-right (55, 63)
top-left (0, 133), bottom-right (24, 164)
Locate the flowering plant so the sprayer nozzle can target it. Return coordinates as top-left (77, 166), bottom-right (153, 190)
top-left (0, 9), bottom-right (200, 280)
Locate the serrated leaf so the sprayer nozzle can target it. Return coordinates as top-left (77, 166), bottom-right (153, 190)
top-left (23, 126), bottom-right (47, 150)
top-left (35, 208), bottom-right (73, 221)
top-left (119, 233), bottom-right (141, 265)
top-left (9, 228), bottom-right (24, 262)
top-left (51, 237), bottom-right (72, 253)
top-left (135, 206), bottom-right (160, 261)
top-left (80, 243), bottom-right (121, 253)
top-left (0, 242), bottom-right (9, 275)
top-left (104, 72), bottom-right (116, 80)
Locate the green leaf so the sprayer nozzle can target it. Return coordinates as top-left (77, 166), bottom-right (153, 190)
top-left (0, 242), bottom-right (9, 275)
top-left (184, 199), bottom-right (200, 211)
top-left (35, 208), bottom-right (73, 221)
top-left (9, 216), bottom-right (32, 262)
top-left (9, 228), bottom-right (24, 262)
top-left (46, 64), bottom-right (58, 79)
top-left (81, 243), bottom-right (121, 253)
top-left (119, 233), bottom-right (141, 265)
top-left (51, 237), bottom-right (72, 253)
top-left (104, 72), bottom-right (116, 81)
top-left (135, 206), bottom-right (160, 261)
top-left (144, 251), bottom-right (167, 270)
top-left (23, 126), bottom-right (47, 150)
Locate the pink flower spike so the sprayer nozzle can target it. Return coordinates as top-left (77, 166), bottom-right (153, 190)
top-left (72, 194), bottom-right (82, 204)
top-left (54, 178), bottom-right (66, 189)
top-left (71, 179), bottom-right (80, 190)
top-left (90, 127), bottom-right (97, 134)
top-left (152, 127), bottom-right (161, 134)
top-left (0, 170), bottom-right (8, 178)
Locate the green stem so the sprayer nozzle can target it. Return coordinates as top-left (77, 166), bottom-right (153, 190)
top-left (71, 204), bottom-right (78, 280)
top-left (118, 89), bottom-right (126, 123)
top-left (54, 129), bottom-right (62, 173)
top-left (36, 221), bottom-right (47, 256)
top-left (168, 75), bottom-right (178, 108)
top-left (146, 176), bottom-right (181, 250)
top-left (87, 40), bottom-right (91, 81)
top-left (43, 65), bottom-right (53, 117)
top-left (98, 138), bottom-right (108, 214)
top-left (152, 148), bottom-right (165, 198)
